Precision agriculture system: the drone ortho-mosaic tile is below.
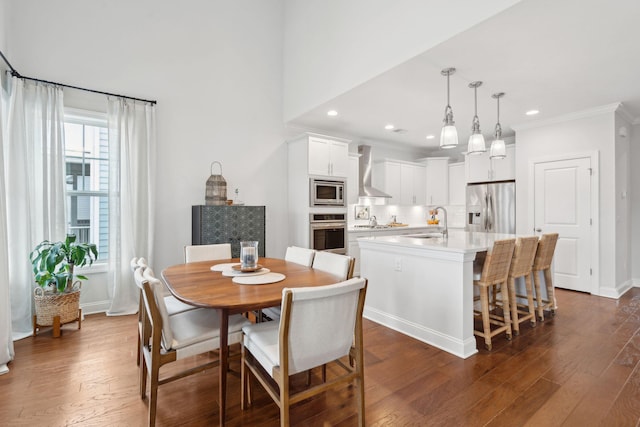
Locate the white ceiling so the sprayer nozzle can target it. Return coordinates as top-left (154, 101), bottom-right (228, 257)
top-left (287, 0), bottom-right (640, 156)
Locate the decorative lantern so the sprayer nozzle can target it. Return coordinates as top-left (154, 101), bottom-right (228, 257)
top-left (205, 161), bottom-right (227, 205)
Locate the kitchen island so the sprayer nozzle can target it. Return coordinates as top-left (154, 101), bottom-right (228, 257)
top-left (358, 230), bottom-right (515, 358)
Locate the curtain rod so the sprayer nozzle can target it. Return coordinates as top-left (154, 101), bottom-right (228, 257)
top-left (0, 49), bottom-right (157, 105)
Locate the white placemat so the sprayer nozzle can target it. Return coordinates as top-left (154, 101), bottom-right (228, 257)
top-left (232, 272), bottom-right (286, 285)
top-left (222, 268), bottom-right (270, 277)
top-left (210, 263), bottom-right (240, 272)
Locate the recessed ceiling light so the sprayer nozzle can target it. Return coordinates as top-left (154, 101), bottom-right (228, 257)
top-left (526, 110), bottom-right (539, 116)
top-left (327, 110), bottom-right (338, 116)
top-left (385, 124), bottom-right (395, 130)
top-left (426, 135), bottom-right (435, 140)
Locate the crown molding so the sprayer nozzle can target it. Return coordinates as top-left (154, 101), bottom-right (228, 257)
top-left (511, 102), bottom-right (635, 132)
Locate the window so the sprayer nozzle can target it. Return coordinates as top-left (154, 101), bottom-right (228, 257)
top-left (64, 110), bottom-right (109, 262)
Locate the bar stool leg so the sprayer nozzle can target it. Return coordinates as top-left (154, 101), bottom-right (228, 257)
top-left (524, 274), bottom-right (537, 327)
top-left (500, 283), bottom-right (512, 341)
top-left (532, 270), bottom-right (545, 321)
top-left (508, 277), bottom-right (520, 336)
top-left (480, 285), bottom-right (492, 350)
top-left (544, 267), bottom-right (556, 316)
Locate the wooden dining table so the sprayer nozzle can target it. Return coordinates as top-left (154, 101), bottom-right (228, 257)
top-left (161, 257), bottom-right (342, 426)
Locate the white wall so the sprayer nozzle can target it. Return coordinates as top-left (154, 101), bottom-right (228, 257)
top-left (614, 112), bottom-right (632, 290)
top-left (631, 123), bottom-right (640, 283)
top-left (282, 0), bottom-right (521, 121)
top-left (7, 1), bottom-right (286, 310)
top-left (514, 107), bottom-right (616, 296)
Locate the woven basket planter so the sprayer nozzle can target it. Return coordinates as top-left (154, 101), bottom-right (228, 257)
top-left (33, 284), bottom-right (82, 336)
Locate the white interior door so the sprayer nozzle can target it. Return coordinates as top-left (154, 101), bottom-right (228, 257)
top-left (533, 157), bottom-right (591, 293)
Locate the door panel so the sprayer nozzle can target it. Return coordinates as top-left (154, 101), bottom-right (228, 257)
top-left (534, 158), bottom-right (591, 292)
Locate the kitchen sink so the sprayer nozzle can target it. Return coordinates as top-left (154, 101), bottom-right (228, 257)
top-left (405, 233), bottom-right (443, 239)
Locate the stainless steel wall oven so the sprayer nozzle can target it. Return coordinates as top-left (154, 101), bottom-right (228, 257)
top-left (309, 213), bottom-right (346, 254)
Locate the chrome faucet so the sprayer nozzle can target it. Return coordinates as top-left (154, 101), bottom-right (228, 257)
top-left (432, 206), bottom-right (448, 238)
top-left (369, 215), bottom-right (377, 227)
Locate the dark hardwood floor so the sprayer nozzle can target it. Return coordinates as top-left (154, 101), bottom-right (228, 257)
top-left (1, 287), bottom-right (639, 426)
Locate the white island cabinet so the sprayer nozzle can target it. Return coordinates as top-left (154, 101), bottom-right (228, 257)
top-left (358, 230), bottom-right (515, 358)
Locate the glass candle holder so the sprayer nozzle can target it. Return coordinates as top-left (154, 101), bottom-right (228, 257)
top-left (240, 241), bottom-right (259, 269)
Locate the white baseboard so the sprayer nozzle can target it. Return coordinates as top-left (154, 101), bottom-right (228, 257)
top-left (598, 279), bottom-right (635, 299)
top-left (80, 300), bottom-right (111, 315)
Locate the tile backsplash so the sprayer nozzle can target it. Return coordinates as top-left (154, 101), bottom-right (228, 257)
top-left (348, 203), bottom-right (466, 228)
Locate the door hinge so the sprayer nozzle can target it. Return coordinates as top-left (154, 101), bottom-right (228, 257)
top-left (587, 167), bottom-right (593, 176)
top-left (590, 218), bottom-right (593, 225)
top-left (590, 268), bottom-right (592, 276)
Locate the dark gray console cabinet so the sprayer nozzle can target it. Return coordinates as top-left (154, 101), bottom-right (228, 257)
top-left (192, 205), bottom-right (266, 258)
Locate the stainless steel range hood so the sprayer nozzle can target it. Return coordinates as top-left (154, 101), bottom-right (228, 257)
top-left (358, 145), bottom-right (391, 199)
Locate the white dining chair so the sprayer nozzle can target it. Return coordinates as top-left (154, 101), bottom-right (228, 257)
top-left (262, 246), bottom-right (317, 322)
top-left (140, 278), bottom-right (250, 426)
top-left (130, 256), bottom-right (140, 272)
top-left (311, 251), bottom-right (354, 281)
top-left (241, 277), bottom-right (367, 427)
top-left (184, 243), bottom-right (232, 263)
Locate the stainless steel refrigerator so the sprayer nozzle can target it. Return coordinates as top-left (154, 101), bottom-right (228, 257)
top-left (466, 181), bottom-right (515, 233)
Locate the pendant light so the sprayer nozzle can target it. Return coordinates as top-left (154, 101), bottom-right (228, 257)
top-left (490, 92), bottom-right (506, 159)
top-left (467, 81), bottom-right (486, 155)
top-left (439, 67), bottom-right (458, 149)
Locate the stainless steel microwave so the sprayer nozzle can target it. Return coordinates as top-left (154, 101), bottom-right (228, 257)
top-left (310, 178), bottom-right (345, 207)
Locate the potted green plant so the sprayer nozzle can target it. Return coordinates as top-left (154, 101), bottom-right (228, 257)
top-left (29, 234), bottom-right (98, 336)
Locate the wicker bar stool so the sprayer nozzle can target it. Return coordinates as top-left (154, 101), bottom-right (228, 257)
top-left (506, 237), bottom-right (539, 335)
top-left (532, 233), bottom-right (559, 321)
top-left (473, 239), bottom-right (516, 351)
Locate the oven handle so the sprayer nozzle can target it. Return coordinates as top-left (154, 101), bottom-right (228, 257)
top-left (310, 222), bottom-right (346, 229)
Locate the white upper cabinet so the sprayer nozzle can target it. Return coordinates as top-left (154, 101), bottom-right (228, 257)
top-left (465, 144), bottom-right (515, 183)
top-left (423, 157), bottom-right (449, 206)
top-left (448, 162), bottom-right (465, 206)
top-left (373, 160), bottom-right (425, 205)
top-left (308, 136), bottom-right (349, 177)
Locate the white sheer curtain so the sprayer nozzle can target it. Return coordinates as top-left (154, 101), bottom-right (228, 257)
top-left (0, 73), bottom-right (14, 374)
top-left (0, 74), bottom-right (67, 365)
top-left (106, 98), bottom-right (155, 315)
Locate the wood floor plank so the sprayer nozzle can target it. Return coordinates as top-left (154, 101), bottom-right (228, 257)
top-left (1, 288), bottom-right (639, 426)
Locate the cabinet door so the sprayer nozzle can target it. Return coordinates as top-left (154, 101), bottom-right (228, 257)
top-left (347, 155), bottom-right (359, 204)
top-left (466, 151), bottom-right (491, 183)
top-left (448, 163), bottom-right (465, 205)
top-left (400, 164), bottom-right (415, 205)
top-left (329, 141), bottom-right (349, 177)
top-left (425, 159), bottom-right (449, 205)
top-left (374, 161), bottom-right (401, 203)
top-left (491, 145), bottom-right (515, 181)
top-left (308, 138), bottom-right (331, 176)
top-left (413, 165), bottom-right (426, 205)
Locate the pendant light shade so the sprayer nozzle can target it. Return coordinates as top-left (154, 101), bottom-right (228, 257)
top-left (467, 81), bottom-right (486, 155)
top-left (439, 68), bottom-right (458, 149)
top-left (490, 92), bottom-right (506, 159)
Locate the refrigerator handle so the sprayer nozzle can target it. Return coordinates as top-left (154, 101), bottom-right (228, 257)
top-left (484, 192), bottom-right (489, 230)
top-left (487, 192), bottom-right (493, 231)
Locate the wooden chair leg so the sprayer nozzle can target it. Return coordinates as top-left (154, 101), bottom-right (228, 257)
top-left (140, 352), bottom-right (148, 399)
top-left (78, 308), bottom-right (82, 330)
top-left (149, 363), bottom-right (159, 426)
top-left (280, 375), bottom-right (290, 427)
top-left (33, 315), bottom-right (37, 337)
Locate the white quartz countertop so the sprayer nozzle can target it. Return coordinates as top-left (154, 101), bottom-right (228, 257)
top-left (357, 230), bottom-right (517, 254)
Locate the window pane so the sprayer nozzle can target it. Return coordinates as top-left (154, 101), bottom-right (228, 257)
top-left (64, 112), bottom-right (109, 263)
